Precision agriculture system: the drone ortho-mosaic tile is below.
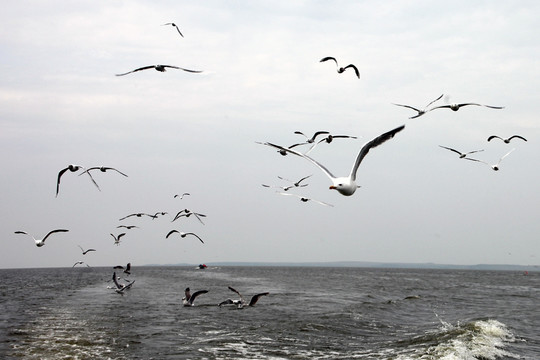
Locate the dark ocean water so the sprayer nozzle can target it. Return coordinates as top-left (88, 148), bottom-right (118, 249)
top-left (0, 266), bottom-right (538, 359)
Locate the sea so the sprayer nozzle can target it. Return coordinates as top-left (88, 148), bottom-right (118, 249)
top-left (0, 266), bottom-right (538, 359)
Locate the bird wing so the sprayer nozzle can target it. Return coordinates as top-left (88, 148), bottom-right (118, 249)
top-left (218, 299), bottom-right (234, 307)
top-left (56, 167), bottom-right (71, 196)
top-left (425, 94), bottom-right (444, 108)
top-left (438, 145), bottom-right (463, 156)
top-left (186, 233), bottom-right (204, 244)
top-left (228, 286), bottom-right (243, 300)
top-left (429, 105), bottom-right (451, 111)
top-left (497, 148), bottom-right (515, 164)
top-left (112, 272), bottom-right (122, 289)
top-left (115, 65), bottom-right (156, 76)
top-left (189, 290), bottom-right (209, 304)
top-left (392, 103), bottom-right (422, 113)
top-left (320, 56), bottom-right (338, 65)
top-left (465, 149), bottom-right (484, 155)
top-left (481, 104), bottom-right (505, 109)
top-left (309, 198), bottom-right (334, 207)
top-left (14, 231), bottom-right (29, 236)
top-left (176, 67), bottom-right (203, 73)
top-left (117, 233), bottom-right (126, 240)
top-left (192, 213), bottom-right (206, 225)
top-left (311, 131), bottom-right (330, 142)
top-left (166, 230), bottom-right (178, 238)
top-left (509, 135), bottom-right (527, 142)
top-left (343, 64), bottom-right (360, 78)
top-left (487, 135), bottom-right (502, 142)
top-left (295, 174), bottom-right (312, 185)
top-left (104, 167), bottom-right (128, 177)
top-left (42, 229), bottom-right (69, 242)
top-left (172, 24), bottom-right (184, 37)
top-left (350, 125), bottom-right (405, 181)
top-left (263, 142), bottom-right (337, 180)
top-left (248, 292), bottom-right (269, 306)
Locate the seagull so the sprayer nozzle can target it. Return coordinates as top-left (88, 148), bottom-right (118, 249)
top-left (429, 102), bottom-right (504, 112)
top-left (56, 165), bottom-right (99, 196)
top-left (392, 94), bottom-right (444, 119)
top-left (79, 166), bottom-right (128, 178)
top-left (487, 135), bottom-right (527, 143)
top-left (111, 233), bottom-right (126, 246)
top-left (162, 22), bottom-right (184, 37)
top-left (218, 286), bottom-right (269, 309)
top-left (119, 213), bottom-right (157, 221)
top-left (278, 192), bottom-right (334, 207)
top-left (183, 287), bottom-right (208, 306)
top-left (261, 183), bottom-right (299, 191)
top-left (306, 134), bottom-right (358, 154)
top-left (78, 245), bottom-right (96, 255)
top-left (174, 193), bottom-right (190, 199)
top-left (116, 225), bottom-right (139, 230)
top-left (484, 148), bottom-right (515, 171)
top-left (320, 57), bottom-right (360, 78)
top-left (152, 211), bottom-right (168, 219)
top-left (72, 261), bottom-right (90, 268)
top-left (263, 125), bottom-right (405, 196)
top-left (14, 229), bottom-right (69, 247)
top-left (293, 131), bottom-right (330, 145)
top-left (278, 174), bottom-right (312, 187)
top-left (111, 271), bottom-right (135, 294)
top-left (171, 209), bottom-right (206, 224)
top-left (115, 65), bottom-right (202, 76)
top-left (165, 230), bottom-right (204, 244)
top-left (438, 145), bottom-right (484, 162)
top-left (113, 262), bottom-right (131, 275)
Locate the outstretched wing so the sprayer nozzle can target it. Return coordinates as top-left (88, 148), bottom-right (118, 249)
top-left (439, 145), bottom-right (463, 156)
top-left (176, 67), bottom-right (203, 73)
top-left (166, 230), bottom-right (179, 238)
top-left (186, 233), bottom-right (204, 244)
top-left (189, 290), bottom-right (209, 304)
top-left (487, 135), bottom-right (503, 142)
top-left (343, 64), bottom-right (360, 78)
top-left (425, 94), bottom-right (444, 108)
top-left (249, 292), bottom-right (269, 306)
top-left (508, 135), bottom-right (527, 142)
top-left (115, 65), bottom-right (155, 76)
top-left (218, 299), bottom-right (234, 307)
top-left (320, 56), bottom-right (338, 65)
top-left (350, 125), bottom-right (405, 181)
top-left (42, 229), bottom-right (69, 242)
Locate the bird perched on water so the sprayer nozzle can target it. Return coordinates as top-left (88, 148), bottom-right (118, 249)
top-left (78, 245), bottom-right (96, 255)
top-left (162, 22), bottom-right (183, 37)
top-left (430, 102), bottom-right (504, 112)
top-left (56, 165), bottom-right (99, 197)
top-left (392, 94), bottom-right (444, 119)
top-left (166, 230), bottom-right (204, 244)
top-left (115, 65), bottom-right (202, 76)
top-left (320, 57), bottom-right (360, 78)
top-left (438, 145), bottom-right (484, 162)
top-left (218, 286), bottom-right (269, 309)
top-left (183, 287), bottom-right (208, 306)
top-left (487, 135), bottom-right (527, 143)
top-left (263, 125), bottom-right (405, 196)
top-left (14, 229), bottom-right (69, 247)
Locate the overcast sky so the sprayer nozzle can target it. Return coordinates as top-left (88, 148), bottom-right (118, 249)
top-left (1, 1), bottom-right (539, 269)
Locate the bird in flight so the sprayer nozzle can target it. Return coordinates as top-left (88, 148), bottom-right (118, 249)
top-left (162, 22), bottom-right (183, 37)
top-left (483, 148), bottom-right (515, 171)
top-left (487, 135), bottom-right (527, 143)
top-left (392, 94), bottom-right (444, 119)
top-left (320, 57), bottom-right (360, 78)
top-left (111, 233), bottom-right (126, 246)
top-left (115, 65), bottom-right (202, 76)
top-left (14, 229), bottom-right (69, 247)
top-left (78, 245), bottom-right (96, 255)
top-left (263, 125), bottom-right (405, 196)
top-left (430, 102), bottom-right (504, 112)
top-left (438, 145), bottom-right (484, 162)
top-left (79, 166), bottom-right (128, 177)
top-left (72, 261), bottom-right (90, 268)
top-left (174, 192), bottom-right (190, 199)
top-left (218, 286), bottom-right (269, 308)
top-left (56, 164), bottom-right (99, 197)
top-left (166, 230), bottom-right (204, 244)
top-left (278, 192), bottom-right (334, 207)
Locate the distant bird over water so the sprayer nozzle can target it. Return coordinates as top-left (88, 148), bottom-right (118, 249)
top-left (166, 230), bottom-right (204, 244)
top-left (115, 65), bottom-right (202, 76)
top-left (438, 145), bottom-right (484, 162)
top-left (263, 125), bottom-right (405, 196)
top-left (487, 135), bottom-right (527, 143)
top-left (14, 229), bottom-right (69, 247)
top-left (392, 94), bottom-right (444, 119)
top-left (162, 22), bottom-right (183, 37)
top-left (320, 57), bottom-right (360, 78)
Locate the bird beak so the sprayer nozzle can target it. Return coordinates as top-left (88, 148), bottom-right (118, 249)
top-left (329, 185), bottom-right (336, 189)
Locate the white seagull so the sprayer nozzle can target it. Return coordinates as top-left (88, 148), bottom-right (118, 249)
top-left (263, 125), bottom-right (405, 196)
top-left (183, 287), bottom-right (208, 306)
top-left (487, 135), bottom-right (527, 143)
top-left (166, 230), bottom-right (204, 244)
top-left (392, 94), bottom-right (444, 119)
top-left (483, 148), bottom-right (515, 171)
top-left (278, 192), bottom-right (334, 207)
top-left (14, 229), bottom-right (69, 247)
top-left (218, 286), bottom-right (269, 309)
top-left (438, 145), bottom-right (484, 162)
top-left (320, 57), bottom-right (360, 78)
top-left (115, 65), bottom-right (202, 76)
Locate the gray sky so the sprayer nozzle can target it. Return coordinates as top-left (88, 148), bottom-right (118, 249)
top-left (1, 1), bottom-right (539, 269)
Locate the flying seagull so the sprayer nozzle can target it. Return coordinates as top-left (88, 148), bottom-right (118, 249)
top-left (79, 166), bottom-right (128, 178)
top-left (263, 174), bottom-right (312, 191)
top-left (14, 229), bottom-right (69, 247)
top-left (487, 135), bottom-right (527, 143)
top-left (320, 57), bottom-right (360, 78)
top-left (72, 261), bottom-right (90, 268)
top-left (56, 164), bottom-right (99, 197)
top-left (162, 22), bottom-right (183, 37)
top-left (484, 148), bottom-right (515, 171)
top-left (116, 225), bottom-right (139, 230)
top-left (171, 209), bottom-right (206, 224)
top-left (263, 125), bottom-right (405, 196)
top-left (78, 245), bottom-right (96, 255)
top-left (165, 230), bottom-right (204, 244)
top-left (115, 65), bottom-right (202, 76)
top-left (119, 213), bottom-right (157, 221)
top-left (278, 192), bottom-right (334, 207)
top-left (218, 286), bottom-right (269, 309)
top-left (294, 131), bottom-right (330, 145)
top-left (392, 94), bottom-right (444, 119)
top-left (430, 102), bottom-right (504, 112)
top-left (111, 271), bottom-right (135, 294)
top-left (183, 287), bottom-right (208, 306)
top-left (438, 145), bottom-right (484, 162)
top-left (174, 193), bottom-right (190, 199)
top-left (306, 134), bottom-right (358, 154)
top-left (111, 233), bottom-right (126, 246)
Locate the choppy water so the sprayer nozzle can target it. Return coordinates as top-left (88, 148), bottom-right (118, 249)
top-left (0, 266), bottom-right (538, 359)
